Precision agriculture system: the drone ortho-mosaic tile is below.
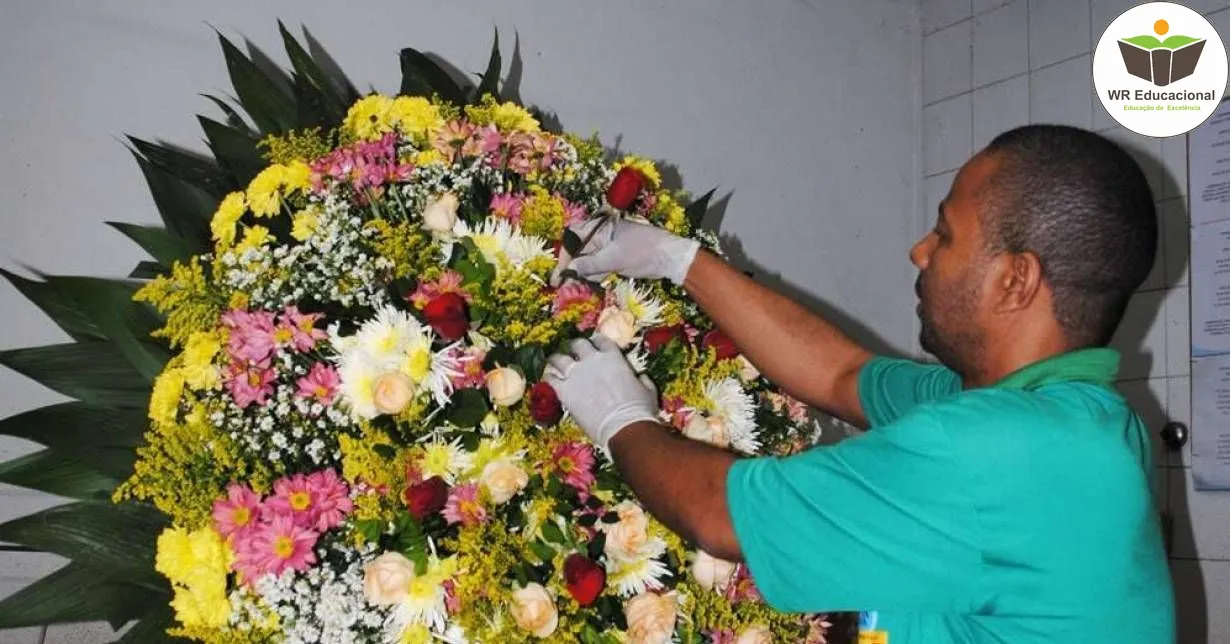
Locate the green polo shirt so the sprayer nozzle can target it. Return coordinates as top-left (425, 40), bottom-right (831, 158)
top-left (726, 348), bottom-right (1175, 643)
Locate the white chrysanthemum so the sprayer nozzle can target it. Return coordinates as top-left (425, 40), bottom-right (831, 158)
top-left (336, 352), bottom-right (384, 420)
top-left (705, 377), bottom-right (760, 454)
top-left (418, 436), bottom-right (474, 484)
top-left (457, 219), bottom-right (551, 269)
top-left (400, 333), bottom-right (462, 407)
top-left (608, 538), bottom-right (670, 597)
top-left (613, 280), bottom-right (664, 327)
top-left (626, 344), bottom-right (650, 374)
top-left (386, 557), bottom-right (457, 637)
top-left (351, 306), bottom-right (427, 366)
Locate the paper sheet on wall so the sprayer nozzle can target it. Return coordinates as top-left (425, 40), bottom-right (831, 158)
top-left (1192, 219), bottom-right (1230, 357)
top-left (1193, 354), bottom-right (1230, 490)
top-left (1189, 99), bottom-right (1230, 226)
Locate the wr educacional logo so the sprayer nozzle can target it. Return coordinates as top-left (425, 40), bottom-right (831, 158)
top-left (1092, 2), bottom-right (1227, 138)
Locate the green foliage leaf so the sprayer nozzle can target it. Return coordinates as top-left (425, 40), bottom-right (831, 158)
top-left (132, 150), bottom-right (216, 246)
top-left (199, 115), bottom-right (267, 184)
top-left (529, 540), bottom-right (555, 564)
top-left (279, 21), bottom-right (350, 126)
top-left (0, 268), bottom-right (105, 342)
top-left (540, 520), bottom-right (566, 545)
top-left (515, 344), bottom-right (547, 382)
top-left (202, 94), bottom-right (253, 131)
top-left (217, 32), bottom-right (297, 134)
top-left (0, 449), bottom-right (119, 500)
top-left (446, 387), bottom-right (490, 428)
top-left (356, 518), bottom-right (385, 544)
top-left (128, 261), bottom-right (166, 280)
top-left (474, 29), bottom-right (501, 101)
top-left (0, 501), bottom-right (169, 579)
top-left (0, 403), bottom-right (144, 479)
top-left (587, 532), bottom-right (606, 561)
top-left (126, 136), bottom-right (233, 198)
top-left (0, 562), bottom-right (164, 629)
top-left (107, 222), bottom-right (200, 267)
top-left (398, 47), bottom-right (467, 105)
top-left (0, 343), bottom-right (151, 408)
top-left (684, 188), bottom-right (716, 230)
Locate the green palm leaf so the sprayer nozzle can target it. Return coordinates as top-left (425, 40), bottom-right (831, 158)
top-left (0, 501), bottom-right (168, 580)
top-left (0, 403), bottom-right (144, 479)
top-left (0, 562), bottom-right (166, 629)
top-left (217, 32), bottom-right (298, 134)
top-left (0, 450), bottom-right (119, 500)
top-left (0, 343), bottom-right (150, 408)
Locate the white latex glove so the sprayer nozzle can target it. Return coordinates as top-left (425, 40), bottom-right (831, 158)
top-left (544, 335), bottom-right (660, 458)
top-left (549, 216), bottom-right (701, 287)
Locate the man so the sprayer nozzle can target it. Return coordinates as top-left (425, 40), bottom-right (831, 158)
top-left (544, 124), bottom-right (1176, 643)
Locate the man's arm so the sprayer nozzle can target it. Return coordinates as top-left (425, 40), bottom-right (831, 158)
top-left (684, 250), bottom-right (872, 426)
top-left (607, 420), bottom-right (742, 561)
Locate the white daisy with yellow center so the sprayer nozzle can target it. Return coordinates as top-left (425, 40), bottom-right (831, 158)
top-left (418, 436), bottom-right (474, 485)
top-left (613, 280), bottom-right (665, 329)
top-left (387, 555), bottom-right (459, 636)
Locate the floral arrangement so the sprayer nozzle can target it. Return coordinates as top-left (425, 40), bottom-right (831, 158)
top-left (0, 26), bottom-right (839, 643)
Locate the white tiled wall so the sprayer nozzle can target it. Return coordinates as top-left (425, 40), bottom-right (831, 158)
top-left (922, 0), bottom-right (1230, 641)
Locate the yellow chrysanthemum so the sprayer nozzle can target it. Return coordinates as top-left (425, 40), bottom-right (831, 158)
top-left (182, 331), bottom-right (222, 391)
top-left (391, 96), bottom-right (445, 139)
top-left (465, 96), bottom-right (540, 133)
top-left (399, 625), bottom-right (433, 644)
top-left (209, 192), bottom-right (246, 248)
top-left (615, 155), bottom-right (662, 188)
top-left (235, 226), bottom-right (271, 255)
top-left (291, 205), bottom-right (322, 242)
top-left (156, 526), bottom-right (232, 629)
top-left (245, 165), bottom-right (287, 217)
top-left (343, 94), bottom-right (396, 140)
top-left (150, 367), bottom-right (186, 425)
top-left (283, 159), bottom-right (311, 192)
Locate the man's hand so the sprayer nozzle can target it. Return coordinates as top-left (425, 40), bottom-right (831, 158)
top-left (549, 217), bottom-right (701, 287)
top-left (544, 336), bottom-right (660, 457)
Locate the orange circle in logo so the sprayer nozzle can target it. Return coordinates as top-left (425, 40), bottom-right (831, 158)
top-left (1155, 19), bottom-right (1169, 35)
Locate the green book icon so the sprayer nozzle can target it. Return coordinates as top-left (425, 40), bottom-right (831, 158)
top-left (1117, 34), bottom-right (1206, 86)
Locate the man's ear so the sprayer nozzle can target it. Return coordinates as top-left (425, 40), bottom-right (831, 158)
top-left (991, 251), bottom-right (1043, 313)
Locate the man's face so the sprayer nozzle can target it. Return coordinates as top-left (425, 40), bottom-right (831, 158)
top-left (910, 153), bottom-right (1000, 372)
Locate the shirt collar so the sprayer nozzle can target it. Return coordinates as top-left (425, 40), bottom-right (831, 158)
top-left (990, 347), bottom-right (1121, 390)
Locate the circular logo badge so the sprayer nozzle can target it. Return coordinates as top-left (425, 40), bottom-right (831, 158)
top-left (1093, 1), bottom-right (1227, 137)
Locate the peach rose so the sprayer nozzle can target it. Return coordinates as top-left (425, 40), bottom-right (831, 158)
top-left (422, 192), bottom-right (459, 233)
top-left (624, 591), bottom-right (677, 644)
top-left (480, 459), bottom-right (529, 504)
top-left (486, 367), bottom-right (526, 407)
top-left (604, 500), bottom-right (650, 562)
top-left (363, 552), bottom-right (414, 606)
top-left (510, 582), bottom-right (558, 638)
top-left (691, 549), bottom-right (738, 592)
top-left (596, 306), bottom-right (638, 348)
top-left (373, 371), bottom-right (414, 415)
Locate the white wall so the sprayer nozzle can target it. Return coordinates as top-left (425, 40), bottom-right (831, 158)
top-left (921, 0), bottom-right (1227, 642)
top-left (0, 1), bottom-right (921, 641)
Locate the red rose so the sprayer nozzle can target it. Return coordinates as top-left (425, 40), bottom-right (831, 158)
top-left (702, 329), bottom-right (738, 360)
top-left (423, 293), bottom-right (469, 342)
top-left (606, 166), bottom-right (646, 210)
top-left (402, 476), bottom-right (449, 520)
top-left (643, 325), bottom-right (686, 353)
top-left (563, 553), bottom-right (606, 607)
top-left (529, 381), bottom-right (563, 425)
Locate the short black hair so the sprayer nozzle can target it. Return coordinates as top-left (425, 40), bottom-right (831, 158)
top-left (981, 124), bottom-right (1158, 348)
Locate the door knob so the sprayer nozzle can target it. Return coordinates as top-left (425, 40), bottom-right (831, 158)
top-left (1160, 421), bottom-right (1188, 451)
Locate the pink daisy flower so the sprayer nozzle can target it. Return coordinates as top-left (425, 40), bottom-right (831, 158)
top-left (477, 124), bottom-right (503, 156)
top-left (296, 362), bottom-right (340, 406)
top-left (211, 483), bottom-right (262, 542)
top-left (489, 193), bottom-right (524, 224)
top-left (551, 282), bottom-right (601, 331)
top-left (442, 483), bottom-right (487, 528)
top-left (233, 514), bottom-right (318, 582)
top-left (434, 120), bottom-right (476, 163)
top-left (552, 442), bottom-right (596, 493)
top-left (279, 306), bottom-right (327, 352)
top-left (265, 473), bottom-right (317, 528)
top-left (225, 359), bottom-right (276, 408)
top-left (306, 469), bottom-right (353, 532)
top-left (222, 309), bottom-right (277, 363)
